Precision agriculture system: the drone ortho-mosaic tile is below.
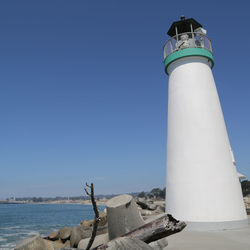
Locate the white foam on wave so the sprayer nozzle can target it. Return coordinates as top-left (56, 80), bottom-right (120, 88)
top-left (0, 239), bottom-right (15, 249)
top-left (0, 237), bottom-right (7, 242)
top-left (1, 232), bottom-right (24, 237)
top-left (1, 226), bottom-right (21, 230)
top-left (1, 225), bottom-right (32, 231)
top-left (0, 241), bottom-right (15, 250)
top-left (26, 231), bottom-right (39, 237)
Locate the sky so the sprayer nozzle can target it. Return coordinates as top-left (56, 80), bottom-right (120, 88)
top-left (0, 1), bottom-right (250, 198)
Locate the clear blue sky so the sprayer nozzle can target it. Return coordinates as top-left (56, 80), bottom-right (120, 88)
top-left (0, 1), bottom-right (250, 198)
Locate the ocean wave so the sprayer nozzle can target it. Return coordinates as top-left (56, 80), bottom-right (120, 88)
top-left (0, 241), bottom-right (15, 249)
top-left (26, 231), bottom-right (39, 236)
top-left (0, 226), bottom-right (21, 230)
top-left (0, 203), bottom-right (96, 249)
top-left (1, 232), bottom-right (26, 237)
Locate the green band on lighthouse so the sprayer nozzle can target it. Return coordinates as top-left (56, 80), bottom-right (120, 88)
top-left (164, 48), bottom-right (214, 74)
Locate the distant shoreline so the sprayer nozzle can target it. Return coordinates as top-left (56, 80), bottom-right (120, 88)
top-left (0, 199), bottom-right (107, 206)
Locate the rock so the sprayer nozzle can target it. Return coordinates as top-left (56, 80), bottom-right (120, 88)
top-left (136, 198), bottom-right (157, 210)
top-left (79, 211), bottom-right (106, 235)
top-left (78, 233), bottom-right (109, 249)
top-left (80, 219), bottom-right (94, 228)
top-left (49, 231), bottom-right (59, 241)
top-left (82, 210), bottom-right (107, 227)
top-left (99, 211), bottom-right (107, 226)
top-left (70, 226), bottom-right (90, 248)
top-left (156, 205), bottom-right (165, 213)
top-left (140, 209), bottom-right (153, 216)
top-left (136, 198), bottom-right (149, 209)
top-left (58, 227), bottom-right (72, 241)
top-left (148, 204), bottom-right (157, 211)
top-left (47, 239), bottom-right (65, 250)
top-left (64, 240), bottom-right (71, 247)
top-left (14, 235), bottom-right (53, 250)
top-left (104, 237), bottom-right (153, 250)
top-left (106, 194), bottom-right (145, 240)
top-left (149, 237), bottom-right (168, 250)
top-left (96, 225), bottom-right (108, 235)
top-left (42, 239), bottom-right (54, 250)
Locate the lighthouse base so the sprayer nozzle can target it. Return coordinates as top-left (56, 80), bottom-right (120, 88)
top-left (166, 223), bottom-right (250, 250)
top-left (184, 219), bottom-right (249, 231)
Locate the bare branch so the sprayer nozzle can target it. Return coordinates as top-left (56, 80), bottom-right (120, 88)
top-left (85, 182), bottom-right (100, 250)
top-left (84, 188), bottom-right (91, 196)
top-left (86, 182), bottom-right (91, 188)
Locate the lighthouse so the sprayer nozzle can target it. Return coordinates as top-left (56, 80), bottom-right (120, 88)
top-left (163, 16), bottom-right (248, 230)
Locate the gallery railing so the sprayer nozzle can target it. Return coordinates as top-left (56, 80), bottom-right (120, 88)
top-left (163, 32), bottom-right (213, 60)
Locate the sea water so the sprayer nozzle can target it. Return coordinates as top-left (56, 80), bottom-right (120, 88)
top-left (0, 203), bottom-right (105, 249)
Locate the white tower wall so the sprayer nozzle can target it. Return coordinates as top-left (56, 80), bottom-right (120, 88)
top-left (166, 56), bottom-right (247, 226)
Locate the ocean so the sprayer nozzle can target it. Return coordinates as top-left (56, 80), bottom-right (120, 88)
top-left (0, 203), bottom-right (105, 249)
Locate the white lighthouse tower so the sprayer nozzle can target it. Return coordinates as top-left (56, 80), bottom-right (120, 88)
top-left (163, 16), bottom-right (248, 230)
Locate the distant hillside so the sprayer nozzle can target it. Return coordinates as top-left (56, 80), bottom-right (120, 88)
top-left (11, 192), bottom-right (140, 203)
top-left (10, 182), bottom-right (249, 203)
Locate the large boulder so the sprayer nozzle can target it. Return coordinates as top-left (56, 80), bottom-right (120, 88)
top-left (78, 233), bottom-right (109, 249)
top-left (14, 235), bottom-right (54, 250)
top-left (136, 198), bottom-right (149, 209)
top-left (140, 209), bottom-right (153, 216)
top-left (147, 204), bottom-right (157, 211)
top-left (96, 225), bottom-right (108, 235)
top-left (80, 211), bottom-right (106, 228)
top-left (48, 231), bottom-right (59, 241)
top-left (63, 240), bottom-right (71, 248)
top-left (156, 205), bottom-right (165, 213)
top-left (70, 226), bottom-right (90, 248)
top-left (80, 219), bottom-right (94, 228)
top-left (104, 237), bottom-right (153, 250)
top-left (98, 211), bottom-right (107, 226)
top-left (45, 238), bottom-right (70, 250)
top-left (136, 198), bottom-right (157, 211)
top-left (58, 227), bottom-right (72, 241)
top-left (44, 239), bottom-right (64, 250)
top-left (147, 200), bottom-right (154, 204)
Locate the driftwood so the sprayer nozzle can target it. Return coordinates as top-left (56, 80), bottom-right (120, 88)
top-left (98, 237), bottom-right (153, 250)
top-left (124, 214), bottom-right (186, 243)
top-left (94, 214), bottom-right (186, 249)
top-left (84, 183), bottom-right (100, 250)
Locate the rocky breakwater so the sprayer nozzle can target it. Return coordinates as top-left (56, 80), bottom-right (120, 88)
top-left (136, 197), bottom-right (165, 219)
top-left (15, 195), bottom-right (185, 250)
top-left (14, 211), bottom-right (107, 250)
